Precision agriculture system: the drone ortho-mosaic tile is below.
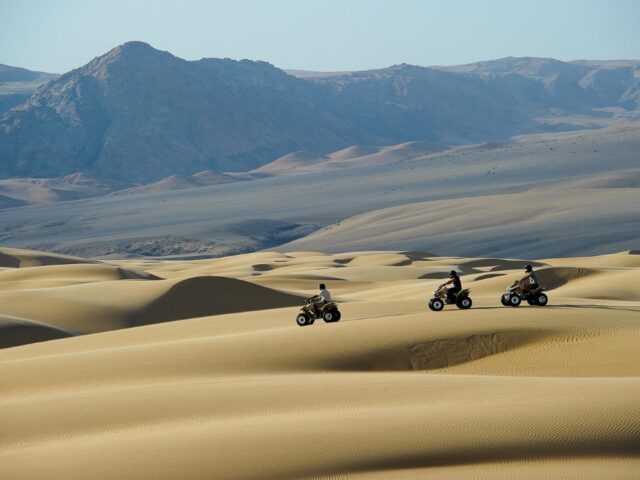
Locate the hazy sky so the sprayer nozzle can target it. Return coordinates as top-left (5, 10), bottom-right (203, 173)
top-left (1, 0), bottom-right (639, 73)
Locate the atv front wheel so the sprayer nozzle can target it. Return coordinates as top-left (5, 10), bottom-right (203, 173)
top-left (296, 313), bottom-right (311, 326)
top-left (428, 299), bottom-right (444, 311)
top-left (457, 297), bottom-right (472, 309)
top-left (508, 294), bottom-right (521, 307)
top-left (501, 295), bottom-right (510, 306)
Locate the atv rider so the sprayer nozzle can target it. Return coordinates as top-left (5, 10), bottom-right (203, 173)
top-left (309, 283), bottom-right (332, 317)
top-left (520, 264), bottom-right (539, 293)
top-left (443, 270), bottom-right (462, 303)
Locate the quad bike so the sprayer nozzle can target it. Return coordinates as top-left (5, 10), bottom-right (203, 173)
top-left (296, 298), bottom-right (341, 326)
top-left (428, 284), bottom-right (472, 311)
top-left (501, 281), bottom-right (548, 307)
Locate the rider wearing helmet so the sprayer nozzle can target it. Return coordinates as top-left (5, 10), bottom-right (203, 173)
top-left (443, 270), bottom-right (462, 303)
top-left (521, 264), bottom-right (539, 292)
top-left (310, 283), bottom-right (332, 316)
top-left (318, 283), bottom-right (331, 303)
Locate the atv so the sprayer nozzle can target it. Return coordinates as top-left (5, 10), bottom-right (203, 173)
top-left (501, 280), bottom-right (548, 307)
top-left (296, 298), bottom-right (341, 326)
top-left (428, 284), bottom-right (473, 311)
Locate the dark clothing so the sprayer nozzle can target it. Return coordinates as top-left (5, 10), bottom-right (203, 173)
top-left (523, 271), bottom-right (539, 292)
top-left (446, 288), bottom-right (461, 303)
top-left (447, 276), bottom-right (462, 303)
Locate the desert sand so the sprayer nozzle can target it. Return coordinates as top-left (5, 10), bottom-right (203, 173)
top-left (2, 122), bottom-right (639, 259)
top-left (1, 247), bottom-right (639, 478)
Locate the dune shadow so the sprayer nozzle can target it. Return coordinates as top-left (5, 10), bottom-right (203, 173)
top-left (322, 325), bottom-right (547, 373)
top-left (0, 253), bottom-right (19, 268)
top-left (252, 264), bottom-right (274, 272)
top-left (536, 267), bottom-right (601, 290)
top-left (334, 258), bottom-right (354, 265)
top-left (402, 251), bottom-right (438, 261)
top-left (474, 273), bottom-right (506, 281)
top-left (547, 304), bottom-right (640, 313)
top-left (459, 258), bottom-right (546, 271)
top-left (300, 446), bottom-right (640, 480)
top-left (0, 324), bottom-right (73, 349)
top-left (130, 276), bottom-right (305, 327)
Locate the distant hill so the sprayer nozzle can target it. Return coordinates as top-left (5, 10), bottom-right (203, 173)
top-left (0, 64), bottom-right (58, 113)
top-left (1, 43), bottom-right (639, 183)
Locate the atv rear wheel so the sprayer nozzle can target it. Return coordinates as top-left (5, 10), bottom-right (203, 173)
top-left (323, 309), bottom-right (340, 323)
top-left (428, 299), bottom-right (444, 311)
top-left (296, 313), bottom-right (311, 326)
top-left (536, 293), bottom-right (548, 306)
top-left (457, 297), bottom-right (472, 309)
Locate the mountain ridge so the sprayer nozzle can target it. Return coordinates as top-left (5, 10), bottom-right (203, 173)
top-left (1, 42), bottom-right (639, 183)
top-left (0, 64), bottom-right (58, 114)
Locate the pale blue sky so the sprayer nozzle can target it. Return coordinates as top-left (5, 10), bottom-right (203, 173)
top-left (1, 0), bottom-right (639, 73)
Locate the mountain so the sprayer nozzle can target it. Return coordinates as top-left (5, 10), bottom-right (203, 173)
top-left (310, 61), bottom-right (640, 143)
top-left (0, 64), bottom-right (58, 113)
top-left (1, 43), bottom-right (639, 183)
top-left (0, 42), bottom-right (374, 183)
top-left (434, 56), bottom-right (640, 110)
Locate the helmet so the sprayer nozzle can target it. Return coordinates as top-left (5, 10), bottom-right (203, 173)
top-left (524, 264), bottom-right (533, 272)
top-left (449, 270), bottom-right (457, 277)
top-left (319, 283), bottom-right (326, 289)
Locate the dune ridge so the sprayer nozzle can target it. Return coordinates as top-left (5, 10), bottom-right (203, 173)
top-left (252, 141), bottom-right (445, 175)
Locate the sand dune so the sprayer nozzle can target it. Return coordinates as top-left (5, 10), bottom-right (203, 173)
top-left (0, 263), bottom-right (157, 290)
top-left (251, 149), bottom-right (330, 173)
top-left (0, 173), bottom-right (123, 206)
top-left (324, 141), bottom-right (445, 169)
top-left (280, 185), bottom-right (640, 258)
top-left (116, 171), bottom-right (244, 195)
top-left (253, 141), bottom-right (446, 175)
top-left (0, 270), bottom-right (304, 348)
top-left (570, 168), bottom-right (640, 188)
top-left (0, 248), bottom-right (639, 478)
top-left (329, 145), bottom-right (380, 160)
top-left (0, 314), bottom-right (72, 348)
top-left (0, 171), bottom-right (251, 206)
top-left (0, 249), bottom-right (307, 348)
top-left (0, 247), bottom-right (98, 268)
top-left (133, 275), bottom-right (304, 326)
